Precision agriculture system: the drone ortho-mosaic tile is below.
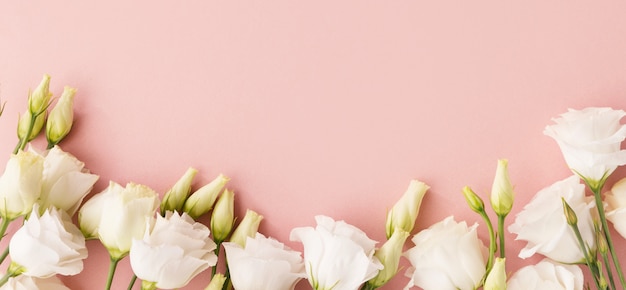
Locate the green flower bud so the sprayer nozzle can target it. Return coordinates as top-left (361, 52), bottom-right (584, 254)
top-left (183, 173), bottom-right (229, 219)
top-left (211, 189), bottom-right (235, 243)
top-left (367, 229), bottom-right (410, 288)
top-left (46, 86), bottom-right (76, 147)
top-left (490, 159), bottom-right (514, 217)
top-left (462, 186), bottom-right (485, 214)
top-left (229, 209), bottom-right (263, 247)
top-left (561, 197), bottom-right (578, 226)
top-left (160, 167), bottom-right (198, 214)
top-left (17, 110), bottom-right (46, 142)
top-left (385, 180), bottom-right (429, 238)
top-left (484, 257), bottom-right (506, 290)
top-left (28, 74), bottom-right (52, 115)
top-left (205, 273), bottom-right (226, 290)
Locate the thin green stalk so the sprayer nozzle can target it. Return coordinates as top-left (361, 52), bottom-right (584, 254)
top-left (0, 218), bottom-right (11, 243)
top-left (212, 242), bottom-right (221, 278)
top-left (0, 247), bottom-right (9, 265)
top-left (479, 211), bottom-right (497, 272)
top-left (497, 215), bottom-right (506, 258)
top-left (105, 256), bottom-right (121, 290)
top-left (591, 187), bottom-right (626, 287)
top-left (127, 274), bottom-right (137, 290)
top-left (600, 251), bottom-right (616, 290)
top-left (570, 222), bottom-right (603, 290)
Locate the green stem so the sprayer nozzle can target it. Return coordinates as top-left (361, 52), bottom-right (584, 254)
top-left (106, 256), bottom-right (121, 290)
top-left (0, 247), bottom-right (9, 265)
top-left (360, 282), bottom-right (377, 290)
top-left (497, 214), bottom-right (506, 258)
top-left (592, 186), bottom-right (626, 288)
top-left (479, 210), bottom-right (497, 272)
top-left (212, 242), bottom-right (221, 278)
top-left (570, 221), bottom-right (603, 290)
top-left (127, 274), bottom-right (137, 290)
top-left (0, 218), bottom-right (11, 244)
top-left (601, 251), bottom-right (616, 290)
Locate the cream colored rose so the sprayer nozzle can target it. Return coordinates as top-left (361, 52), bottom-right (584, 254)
top-left (290, 215), bottom-right (382, 290)
top-left (0, 275), bottom-right (70, 290)
top-left (130, 211), bottom-right (217, 289)
top-left (507, 259), bottom-right (583, 290)
top-left (9, 206), bottom-right (87, 278)
top-left (605, 177), bottom-right (626, 239)
top-left (508, 176), bottom-right (595, 264)
top-left (403, 216), bottom-right (487, 290)
top-left (544, 107), bottom-right (626, 186)
top-left (38, 146), bottom-right (99, 215)
top-left (224, 233), bottom-right (305, 290)
top-left (0, 150), bottom-right (44, 220)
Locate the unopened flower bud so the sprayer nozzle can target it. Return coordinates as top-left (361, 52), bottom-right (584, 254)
top-left (385, 180), bottom-right (429, 238)
top-left (562, 198), bottom-right (578, 226)
top-left (17, 110), bottom-right (46, 142)
top-left (490, 159), bottom-right (514, 217)
top-left (462, 186), bottom-right (485, 214)
top-left (160, 167), bottom-right (198, 214)
top-left (229, 209), bottom-right (263, 247)
top-left (205, 273), bottom-right (226, 290)
top-left (29, 74), bottom-right (52, 115)
top-left (183, 174), bottom-right (229, 219)
top-left (46, 86), bottom-right (76, 147)
top-left (367, 229), bottom-right (410, 288)
top-left (211, 189), bottom-right (235, 243)
top-left (484, 257), bottom-right (506, 290)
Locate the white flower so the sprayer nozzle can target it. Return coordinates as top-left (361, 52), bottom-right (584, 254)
top-left (544, 107), bottom-right (626, 186)
top-left (508, 176), bottom-right (595, 263)
top-left (605, 177), bottom-right (626, 238)
top-left (290, 215), bottom-right (383, 290)
top-left (78, 181), bottom-right (159, 259)
top-left (0, 150), bottom-right (44, 220)
top-left (507, 259), bottom-right (584, 290)
top-left (224, 233), bottom-right (306, 290)
top-left (0, 275), bottom-right (70, 290)
top-left (9, 206), bottom-right (87, 278)
top-left (403, 216), bottom-right (487, 290)
top-left (130, 211), bottom-right (217, 289)
top-left (38, 146), bottom-right (99, 216)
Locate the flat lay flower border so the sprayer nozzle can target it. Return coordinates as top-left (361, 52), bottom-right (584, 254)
top-left (0, 75), bottom-right (624, 290)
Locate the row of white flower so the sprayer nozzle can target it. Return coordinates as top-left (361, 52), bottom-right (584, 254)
top-left (1, 75), bottom-right (625, 290)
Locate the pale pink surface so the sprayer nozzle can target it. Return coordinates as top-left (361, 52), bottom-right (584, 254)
top-left (1, 2), bottom-right (626, 289)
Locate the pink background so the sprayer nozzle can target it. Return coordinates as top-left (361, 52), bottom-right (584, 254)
top-left (2, 1), bottom-right (626, 289)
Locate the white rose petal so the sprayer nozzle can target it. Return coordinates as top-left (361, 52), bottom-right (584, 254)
top-left (224, 233), bottom-right (305, 290)
top-left (290, 215), bottom-right (382, 290)
top-left (403, 216), bottom-right (487, 290)
top-left (507, 259), bottom-right (583, 290)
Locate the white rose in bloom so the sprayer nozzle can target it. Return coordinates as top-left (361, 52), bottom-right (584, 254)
top-left (544, 107), bottom-right (626, 186)
top-left (9, 206), bottom-right (87, 278)
top-left (508, 176), bottom-right (595, 264)
top-left (507, 259), bottom-right (583, 290)
top-left (0, 275), bottom-right (70, 290)
top-left (0, 150), bottom-right (44, 220)
top-left (290, 215), bottom-right (383, 290)
top-left (403, 216), bottom-right (487, 290)
top-left (85, 181), bottom-right (159, 259)
top-left (38, 146), bottom-right (99, 215)
top-left (130, 211), bottom-right (217, 289)
top-left (606, 177), bottom-right (626, 239)
top-left (224, 233), bottom-right (306, 290)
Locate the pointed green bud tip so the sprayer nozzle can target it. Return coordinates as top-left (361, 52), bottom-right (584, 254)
top-left (561, 198), bottom-right (578, 226)
top-left (161, 167), bottom-right (198, 213)
top-left (490, 159), bottom-right (514, 217)
top-left (484, 257), bottom-right (506, 290)
top-left (205, 273), bottom-right (226, 290)
top-left (29, 74), bottom-right (52, 115)
top-left (462, 186), bottom-right (485, 213)
top-left (46, 86), bottom-right (76, 146)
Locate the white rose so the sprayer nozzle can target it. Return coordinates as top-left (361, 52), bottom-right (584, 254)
top-left (544, 107), bottom-right (626, 185)
top-left (130, 211), bottom-right (217, 289)
top-left (224, 233), bottom-right (306, 290)
top-left (78, 181), bottom-right (159, 259)
top-left (403, 216), bottom-right (487, 290)
top-left (605, 177), bottom-right (626, 238)
top-left (9, 206), bottom-right (87, 278)
top-left (507, 259), bottom-right (583, 290)
top-left (290, 215), bottom-right (383, 290)
top-left (508, 176), bottom-right (595, 263)
top-left (0, 275), bottom-right (70, 290)
top-left (38, 146), bottom-right (99, 215)
top-left (0, 150), bottom-right (44, 220)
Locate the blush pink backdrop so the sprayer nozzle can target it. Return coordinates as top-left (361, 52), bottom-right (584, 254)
top-left (2, 1), bottom-right (626, 289)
